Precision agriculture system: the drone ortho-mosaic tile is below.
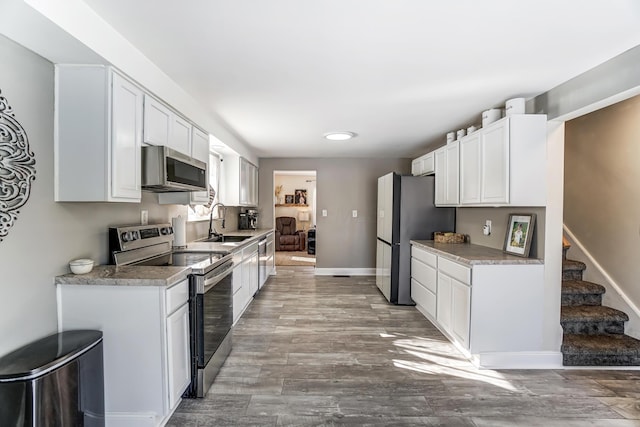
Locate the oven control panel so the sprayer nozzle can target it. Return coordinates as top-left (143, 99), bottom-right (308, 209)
top-left (109, 223), bottom-right (174, 252)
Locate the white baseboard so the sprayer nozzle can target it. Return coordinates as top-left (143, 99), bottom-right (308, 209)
top-left (314, 268), bottom-right (376, 276)
top-left (106, 412), bottom-right (156, 427)
top-left (474, 351), bottom-right (564, 369)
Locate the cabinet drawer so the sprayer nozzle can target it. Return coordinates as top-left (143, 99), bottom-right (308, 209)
top-left (411, 279), bottom-right (436, 318)
top-left (411, 258), bottom-right (437, 294)
top-left (438, 257), bottom-right (471, 285)
top-left (166, 278), bottom-right (189, 315)
top-left (243, 241), bottom-right (259, 257)
top-left (411, 246), bottom-right (437, 267)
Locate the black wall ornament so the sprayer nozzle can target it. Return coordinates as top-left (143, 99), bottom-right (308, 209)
top-left (0, 90), bottom-right (36, 241)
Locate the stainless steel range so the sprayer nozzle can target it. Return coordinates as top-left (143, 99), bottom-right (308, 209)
top-left (109, 223), bottom-right (233, 398)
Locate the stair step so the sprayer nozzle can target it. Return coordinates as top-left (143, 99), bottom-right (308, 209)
top-left (561, 306), bottom-right (628, 334)
top-left (561, 280), bottom-right (605, 306)
top-left (562, 333), bottom-right (640, 366)
top-left (563, 259), bottom-right (586, 281)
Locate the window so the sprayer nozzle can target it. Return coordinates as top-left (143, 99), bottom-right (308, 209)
top-left (187, 150), bottom-right (220, 221)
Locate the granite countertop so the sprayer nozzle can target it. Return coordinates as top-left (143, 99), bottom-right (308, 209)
top-left (55, 229), bottom-right (275, 287)
top-left (180, 228), bottom-right (274, 253)
top-left (55, 265), bottom-right (191, 287)
top-left (410, 240), bottom-right (543, 266)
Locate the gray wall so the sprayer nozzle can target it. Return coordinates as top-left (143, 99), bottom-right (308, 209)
top-left (0, 35), bottom-right (191, 357)
top-left (456, 207), bottom-right (546, 259)
top-left (258, 158), bottom-right (410, 269)
top-left (564, 94), bottom-right (640, 307)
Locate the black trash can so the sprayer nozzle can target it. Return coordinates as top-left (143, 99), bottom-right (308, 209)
top-left (0, 330), bottom-right (104, 426)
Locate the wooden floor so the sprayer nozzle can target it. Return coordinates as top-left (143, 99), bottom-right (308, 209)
top-left (168, 267), bottom-right (640, 426)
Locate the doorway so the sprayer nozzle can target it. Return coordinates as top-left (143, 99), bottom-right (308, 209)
top-left (273, 170), bottom-right (317, 266)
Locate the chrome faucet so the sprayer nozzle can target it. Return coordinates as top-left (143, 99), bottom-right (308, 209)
top-left (208, 202), bottom-right (226, 240)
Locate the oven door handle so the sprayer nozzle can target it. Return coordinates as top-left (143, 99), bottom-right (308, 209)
top-left (202, 261), bottom-right (234, 293)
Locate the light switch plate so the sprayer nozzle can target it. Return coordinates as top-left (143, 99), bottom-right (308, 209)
top-left (322, 209), bottom-right (327, 217)
top-left (352, 210), bottom-right (358, 218)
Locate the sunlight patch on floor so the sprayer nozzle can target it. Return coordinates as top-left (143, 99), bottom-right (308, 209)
top-left (379, 333), bottom-right (519, 392)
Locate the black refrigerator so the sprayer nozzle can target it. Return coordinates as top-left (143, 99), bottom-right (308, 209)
top-left (376, 172), bottom-right (455, 305)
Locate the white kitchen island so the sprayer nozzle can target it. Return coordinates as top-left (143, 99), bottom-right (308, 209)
top-left (410, 240), bottom-right (557, 369)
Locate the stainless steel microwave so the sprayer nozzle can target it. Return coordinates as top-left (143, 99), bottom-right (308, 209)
top-left (142, 145), bottom-right (208, 192)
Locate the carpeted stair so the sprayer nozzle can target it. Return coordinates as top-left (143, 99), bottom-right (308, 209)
top-left (561, 240), bottom-right (640, 366)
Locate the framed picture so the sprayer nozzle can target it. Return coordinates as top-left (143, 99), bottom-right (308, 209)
top-left (284, 194), bottom-right (294, 204)
top-left (504, 214), bottom-right (536, 257)
top-left (294, 189), bottom-right (308, 205)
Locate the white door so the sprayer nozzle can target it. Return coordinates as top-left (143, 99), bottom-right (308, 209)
top-left (460, 134), bottom-right (481, 204)
top-left (166, 304), bottom-right (191, 410)
top-left (434, 148), bottom-right (446, 206)
top-left (451, 279), bottom-right (471, 349)
top-left (232, 265), bottom-right (244, 323)
top-left (481, 120), bottom-right (510, 204)
top-left (190, 128), bottom-right (210, 204)
top-left (110, 72), bottom-right (142, 200)
top-left (143, 95), bottom-right (171, 146)
top-left (171, 115), bottom-right (192, 156)
top-left (436, 272), bottom-right (452, 332)
top-left (444, 142), bottom-right (460, 205)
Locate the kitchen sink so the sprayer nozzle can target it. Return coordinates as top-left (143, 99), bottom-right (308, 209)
top-left (203, 235), bottom-right (251, 243)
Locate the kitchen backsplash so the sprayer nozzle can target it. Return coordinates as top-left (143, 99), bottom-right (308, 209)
top-left (455, 207), bottom-right (546, 259)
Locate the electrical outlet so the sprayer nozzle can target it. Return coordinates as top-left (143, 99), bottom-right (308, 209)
top-left (352, 210), bottom-right (358, 218)
top-left (141, 210), bottom-right (148, 225)
top-left (483, 219), bottom-right (491, 236)
top-left (322, 209), bottom-right (328, 217)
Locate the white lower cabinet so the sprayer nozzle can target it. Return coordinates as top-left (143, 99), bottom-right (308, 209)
top-left (411, 243), bottom-right (545, 368)
top-left (232, 240), bottom-right (260, 324)
top-left (56, 278), bottom-right (191, 426)
top-left (436, 272), bottom-right (453, 333)
top-left (266, 231), bottom-right (275, 276)
top-left (232, 261), bottom-right (245, 323)
top-left (166, 303), bottom-right (191, 410)
top-left (450, 279), bottom-right (471, 349)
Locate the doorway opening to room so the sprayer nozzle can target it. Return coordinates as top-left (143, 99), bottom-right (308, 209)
top-left (273, 170), bottom-right (316, 266)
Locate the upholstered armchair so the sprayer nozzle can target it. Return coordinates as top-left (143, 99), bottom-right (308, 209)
top-left (275, 217), bottom-right (306, 251)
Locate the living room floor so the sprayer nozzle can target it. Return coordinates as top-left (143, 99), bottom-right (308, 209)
top-left (168, 266), bottom-right (640, 426)
top-left (274, 250), bottom-right (316, 266)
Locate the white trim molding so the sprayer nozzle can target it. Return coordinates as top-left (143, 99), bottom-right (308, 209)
top-left (314, 268), bottom-right (375, 276)
top-left (474, 352), bottom-right (564, 370)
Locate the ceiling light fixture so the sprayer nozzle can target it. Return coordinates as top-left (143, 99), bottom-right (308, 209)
top-left (324, 131), bottom-right (357, 141)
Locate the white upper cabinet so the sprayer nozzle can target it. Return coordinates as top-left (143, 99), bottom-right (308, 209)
top-left (220, 154), bottom-right (258, 207)
top-left (434, 141), bottom-right (459, 206)
top-left (239, 157), bottom-right (258, 206)
top-left (171, 115), bottom-right (192, 155)
top-left (189, 128), bottom-right (211, 204)
top-left (459, 132), bottom-right (482, 204)
top-left (411, 152), bottom-right (435, 176)
top-left (459, 115), bottom-right (546, 206)
top-left (143, 95), bottom-right (171, 146)
top-left (55, 65), bottom-right (143, 202)
top-left (143, 95), bottom-right (192, 157)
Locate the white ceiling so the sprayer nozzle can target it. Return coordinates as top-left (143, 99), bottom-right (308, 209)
top-left (82, 0), bottom-right (640, 158)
